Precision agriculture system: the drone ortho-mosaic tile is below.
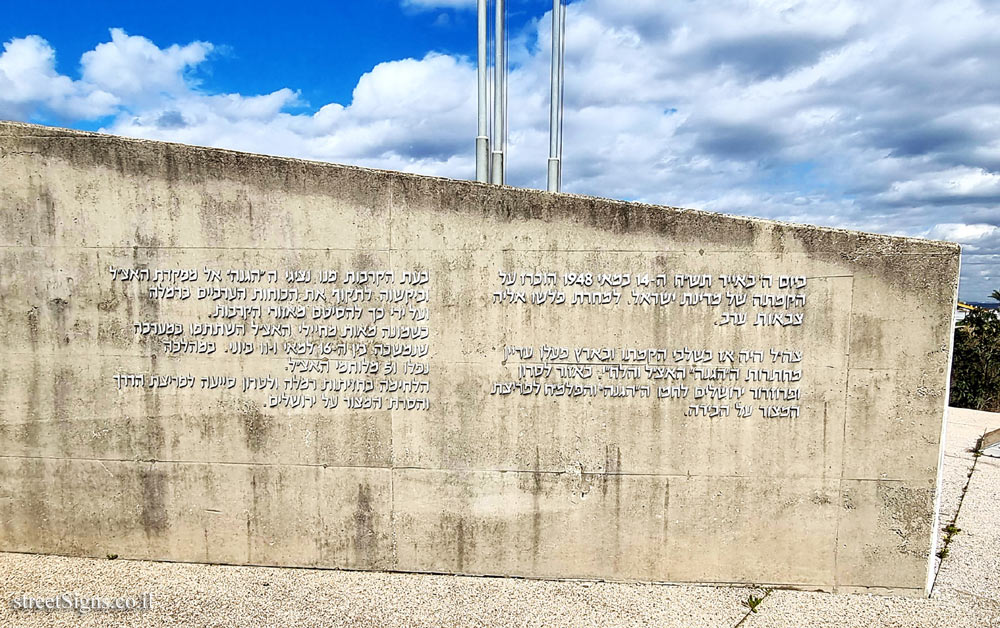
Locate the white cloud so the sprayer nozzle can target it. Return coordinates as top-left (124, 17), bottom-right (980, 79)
top-left (3, 3), bottom-right (1000, 298)
top-left (81, 28), bottom-right (212, 103)
top-left (97, 50), bottom-right (475, 177)
top-left (879, 168), bottom-right (1000, 205)
top-left (0, 35), bottom-right (117, 119)
top-left (927, 223), bottom-right (999, 243)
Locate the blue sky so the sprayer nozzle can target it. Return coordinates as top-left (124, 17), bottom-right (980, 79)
top-left (2, 0), bottom-right (999, 300)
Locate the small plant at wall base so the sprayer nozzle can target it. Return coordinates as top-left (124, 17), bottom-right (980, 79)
top-left (734, 588), bottom-right (773, 628)
top-left (743, 591), bottom-right (769, 613)
top-left (949, 291), bottom-right (1000, 412)
top-left (937, 520), bottom-right (961, 560)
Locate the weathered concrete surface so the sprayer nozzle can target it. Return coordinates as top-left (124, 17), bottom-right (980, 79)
top-left (0, 121), bottom-right (959, 594)
top-left (0, 408), bottom-right (994, 627)
top-left (981, 426), bottom-right (1000, 457)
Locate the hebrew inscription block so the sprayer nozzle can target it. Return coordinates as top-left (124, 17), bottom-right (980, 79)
top-left (0, 121), bottom-right (959, 595)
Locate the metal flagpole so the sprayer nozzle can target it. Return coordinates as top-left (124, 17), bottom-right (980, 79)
top-left (475, 0), bottom-right (489, 182)
top-left (490, 0), bottom-right (505, 185)
top-left (557, 0), bottom-right (566, 190)
top-left (547, 0), bottom-right (561, 192)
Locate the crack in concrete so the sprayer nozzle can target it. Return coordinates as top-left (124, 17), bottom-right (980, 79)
top-left (930, 431), bottom-right (986, 596)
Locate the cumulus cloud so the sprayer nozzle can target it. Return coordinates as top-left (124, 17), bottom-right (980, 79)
top-left (2, 3), bottom-right (1000, 299)
top-left (80, 28), bottom-right (212, 103)
top-left (879, 168), bottom-right (1000, 206)
top-left (928, 223), bottom-right (999, 244)
top-left (0, 35), bottom-right (117, 119)
top-left (104, 51), bottom-right (476, 176)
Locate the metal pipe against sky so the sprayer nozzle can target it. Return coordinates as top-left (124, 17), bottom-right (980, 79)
top-left (547, 0), bottom-right (561, 192)
top-left (490, 0), bottom-right (505, 185)
top-left (502, 9), bottom-right (508, 182)
top-left (558, 1), bottom-right (566, 189)
top-left (475, 0), bottom-right (489, 183)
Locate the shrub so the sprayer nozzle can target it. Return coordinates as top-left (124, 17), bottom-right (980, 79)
top-left (950, 293), bottom-right (1000, 412)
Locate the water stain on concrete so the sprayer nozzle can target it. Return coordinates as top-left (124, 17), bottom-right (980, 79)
top-left (353, 482), bottom-right (376, 565)
top-left (238, 401), bottom-right (269, 454)
top-left (140, 467), bottom-right (168, 534)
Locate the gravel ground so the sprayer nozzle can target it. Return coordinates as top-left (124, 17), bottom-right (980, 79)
top-left (1, 407), bottom-right (998, 628)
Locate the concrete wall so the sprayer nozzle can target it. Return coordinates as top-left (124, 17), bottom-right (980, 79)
top-left (0, 121), bottom-right (959, 595)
